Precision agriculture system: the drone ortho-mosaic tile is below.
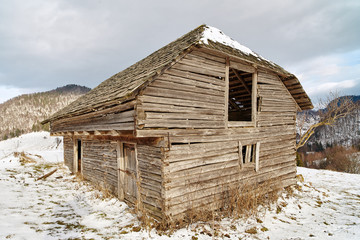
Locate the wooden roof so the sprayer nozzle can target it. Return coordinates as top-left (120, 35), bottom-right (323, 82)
top-left (44, 25), bottom-right (312, 123)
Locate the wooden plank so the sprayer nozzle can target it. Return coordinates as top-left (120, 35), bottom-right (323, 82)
top-left (230, 60), bottom-right (256, 73)
top-left (225, 57), bottom-right (229, 129)
top-left (172, 62), bottom-right (225, 78)
top-left (143, 86), bottom-right (224, 104)
top-left (166, 68), bottom-right (225, 87)
top-left (238, 141), bottom-right (243, 170)
top-left (179, 57), bottom-right (225, 73)
top-left (138, 96), bottom-right (224, 111)
top-left (252, 70), bottom-right (258, 124)
top-left (255, 142), bottom-right (260, 172)
top-left (145, 112), bottom-right (223, 121)
top-left (231, 68), bottom-right (251, 94)
top-left (138, 119), bottom-right (225, 129)
top-left (150, 79), bottom-right (224, 97)
top-left (158, 73), bottom-right (224, 91)
top-left (190, 49), bottom-right (226, 63)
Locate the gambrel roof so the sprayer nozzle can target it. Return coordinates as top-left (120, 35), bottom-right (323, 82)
top-left (44, 25), bottom-right (312, 123)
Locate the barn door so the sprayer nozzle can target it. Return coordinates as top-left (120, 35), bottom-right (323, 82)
top-left (74, 138), bottom-right (82, 174)
top-left (123, 143), bottom-right (137, 203)
top-left (117, 142), bottom-right (137, 204)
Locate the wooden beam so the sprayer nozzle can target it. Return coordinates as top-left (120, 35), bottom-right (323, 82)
top-left (111, 130), bottom-right (120, 136)
top-left (232, 69), bottom-right (251, 95)
top-left (238, 141), bottom-right (243, 170)
top-left (252, 70), bottom-right (258, 125)
top-left (225, 57), bottom-right (230, 129)
top-left (229, 60), bottom-right (256, 73)
top-left (255, 142), bottom-right (260, 172)
top-left (229, 98), bottom-right (242, 111)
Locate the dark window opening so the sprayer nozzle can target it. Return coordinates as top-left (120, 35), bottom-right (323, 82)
top-left (228, 68), bottom-right (253, 121)
top-left (242, 146), bottom-right (247, 164)
top-left (77, 139), bottom-right (82, 172)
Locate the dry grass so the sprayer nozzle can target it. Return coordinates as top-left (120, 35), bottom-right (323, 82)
top-left (14, 151), bottom-right (37, 165)
top-left (301, 146), bottom-right (360, 173)
top-left (137, 180), bottom-right (282, 233)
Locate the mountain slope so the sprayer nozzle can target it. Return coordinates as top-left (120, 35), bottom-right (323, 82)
top-left (0, 84), bottom-right (90, 140)
top-left (297, 95), bottom-right (360, 149)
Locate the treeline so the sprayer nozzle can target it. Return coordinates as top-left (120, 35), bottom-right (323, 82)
top-left (0, 84), bottom-right (90, 141)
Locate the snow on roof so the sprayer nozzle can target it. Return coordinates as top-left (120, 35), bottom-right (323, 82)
top-left (200, 25), bottom-right (271, 63)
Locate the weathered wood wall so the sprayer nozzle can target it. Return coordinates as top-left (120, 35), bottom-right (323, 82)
top-left (135, 47), bottom-right (297, 219)
top-left (52, 103), bottom-right (135, 132)
top-left (81, 139), bottom-right (118, 195)
top-left (137, 144), bottom-right (164, 219)
top-left (63, 136), bottom-right (74, 172)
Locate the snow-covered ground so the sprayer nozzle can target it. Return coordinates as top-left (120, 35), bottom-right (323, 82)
top-left (0, 132), bottom-right (359, 239)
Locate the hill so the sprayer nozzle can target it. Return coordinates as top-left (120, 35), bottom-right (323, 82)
top-left (297, 95), bottom-right (360, 150)
top-left (0, 84), bottom-right (90, 140)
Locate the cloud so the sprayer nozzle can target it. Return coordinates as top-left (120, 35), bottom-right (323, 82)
top-left (287, 49), bottom-right (360, 102)
top-left (0, 0), bottom-right (359, 103)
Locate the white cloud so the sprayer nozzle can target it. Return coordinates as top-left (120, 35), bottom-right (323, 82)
top-left (306, 79), bottom-right (358, 95)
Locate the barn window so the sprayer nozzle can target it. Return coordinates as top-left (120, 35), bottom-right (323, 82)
top-left (226, 60), bottom-right (257, 127)
top-left (239, 142), bottom-right (260, 172)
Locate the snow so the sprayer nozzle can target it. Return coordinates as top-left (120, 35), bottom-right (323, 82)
top-left (1, 132), bottom-right (360, 239)
top-left (200, 25), bottom-right (273, 64)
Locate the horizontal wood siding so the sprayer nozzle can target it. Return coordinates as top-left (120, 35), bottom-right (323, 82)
top-left (63, 136), bottom-right (74, 172)
top-left (82, 139), bottom-right (118, 195)
top-left (52, 109), bottom-right (135, 132)
top-left (137, 144), bottom-right (164, 219)
top-left (137, 49), bottom-right (226, 131)
top-left (135, 49), bottom-right (298, 219)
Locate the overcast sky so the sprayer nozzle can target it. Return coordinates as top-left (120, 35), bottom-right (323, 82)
top-left (0, 0), bottom-right (359, 105)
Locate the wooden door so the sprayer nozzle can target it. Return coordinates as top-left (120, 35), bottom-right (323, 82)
top-left (123, 143), bottom-right (137, 203)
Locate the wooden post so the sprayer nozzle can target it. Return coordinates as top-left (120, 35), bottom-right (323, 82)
top-left (117, 141), bottom-right (125, 200)
top-left (238, 141), bottom-right (243, 170)
top-left (252, 70), bottom-right (258, 127)
top-left (255, 142), bottom-right (260, 172)
top-left (225, 57), bottom-right (229, 129)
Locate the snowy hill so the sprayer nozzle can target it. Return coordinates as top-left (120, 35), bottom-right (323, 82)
top-left (0, 133), bottom-right (359, 239)
top-left (0, 84), bottom-right (90, 140)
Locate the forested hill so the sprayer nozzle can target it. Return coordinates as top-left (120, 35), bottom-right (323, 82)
top-left (0, 84), bottom-right (90, 140)
top-left (297, 95), bottom-right (360, 150)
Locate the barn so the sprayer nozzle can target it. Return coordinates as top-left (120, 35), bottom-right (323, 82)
top-left (43, 25), bottom-right (313, 221)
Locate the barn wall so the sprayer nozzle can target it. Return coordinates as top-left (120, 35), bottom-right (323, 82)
top-left (63, 136), bottom-right (74, 172)
top-left (137, 144), bottom-right (164, 219)
top-left (82, 139), bottom-right (118, 195)
top-left (52, 108), bottom-right (135, 132)
top-left (62, 134), bottom-right (165, 219)
top-left (136, 48), bottom-right (297, 219)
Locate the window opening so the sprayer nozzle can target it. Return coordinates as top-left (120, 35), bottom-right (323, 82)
top-left (77, 139), bottom-right (82, 172)
top-left (228, 68), bottom-right (253, 121)
top-left (240, 143), bottom-right (259, 172)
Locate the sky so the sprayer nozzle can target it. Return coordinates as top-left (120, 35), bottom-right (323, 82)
top-left (0, 0), bottom-right (359, 105)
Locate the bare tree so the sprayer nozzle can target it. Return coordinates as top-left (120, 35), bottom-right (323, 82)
top-left (296, 92), bottom-right (359, 150)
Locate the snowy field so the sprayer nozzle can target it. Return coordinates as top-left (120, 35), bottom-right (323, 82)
top-left (0, 132), bottom-right (359, 240)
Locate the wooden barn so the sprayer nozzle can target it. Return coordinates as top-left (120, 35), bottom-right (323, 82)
top-left (43, 25), bottom-right (313, 220)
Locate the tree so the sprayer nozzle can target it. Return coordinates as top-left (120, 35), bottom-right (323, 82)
top-left (297, 92), bottom-right (359, 150)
